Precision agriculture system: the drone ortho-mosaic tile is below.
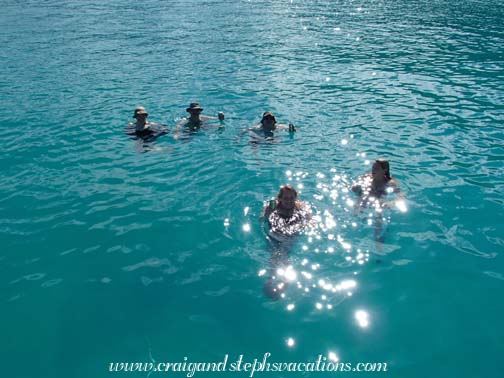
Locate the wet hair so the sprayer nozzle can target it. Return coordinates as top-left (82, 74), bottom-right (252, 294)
top-left (277, 184), bottom-right (298, 200)
top-left (375, 158), bottom-right (391, 180)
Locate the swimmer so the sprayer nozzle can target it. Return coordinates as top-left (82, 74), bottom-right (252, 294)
top-left (173, 102), bottom-right (225, 139)
top-left (260, 185), bottom-right (312, 300)
top-left (237, 111), bottom-right (296, 141)
top-left (126, 106), bottom-right (168, 141)
top-left (351, 158), bottom-right (406, 249)
top-left (351, 158), bottom-right (404, 208)
top-left (262, 185), bottom-right (312, 238)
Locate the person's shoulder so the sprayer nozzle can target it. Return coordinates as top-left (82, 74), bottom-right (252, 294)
top-left (135, 127), bottom-right (153, 134)
top-left (296, 201), bottom-right (312, 219)
top-left (355, 173), bottom-right (372, 183)
top-left (388, 177), bottom-right (401, 191)
top-left (363, 173), bottom-right (374, 181)
top-left (352, 174), bottom-right (371, 193)
top-left (389, 177), bottom-right (399, 186)
top-left (296, 200), bottom-right (311, 211)
top-left (153, 124), bottom-right (169, 136)
top-left (148, 121), bottom-right (167, 129)
top-left (125, 123), bottom-right (136, 135)
top-left (176, 118), bottom-right (189, 127)
top-left (261, 202), bottom-right (275, 219)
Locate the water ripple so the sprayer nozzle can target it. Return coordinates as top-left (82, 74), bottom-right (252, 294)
top-left (0, 2), bottom-right (502, 374)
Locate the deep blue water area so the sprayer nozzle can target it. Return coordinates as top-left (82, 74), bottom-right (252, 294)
top-left (0, 1), bottom-right (503, 377)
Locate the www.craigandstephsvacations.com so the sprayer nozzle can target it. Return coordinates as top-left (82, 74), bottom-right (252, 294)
top-left (109, 353), bottom-right (388, 376)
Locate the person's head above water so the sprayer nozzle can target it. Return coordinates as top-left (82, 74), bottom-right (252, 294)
top-left (277, 184), bottom-right (298, 210)
top-left (133, 106), bottom-right (148, 119)
top-left (186, 102), bottom-right (204, 114)
top-left (372, 158), bottom-right (391, 181)
top-left (261, 111), bottom-right (277, 127)
top-left (133, 107), bottom-right (149, 129)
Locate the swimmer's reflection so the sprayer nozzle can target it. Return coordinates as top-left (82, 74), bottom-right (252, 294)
top-left (351, 158), bottom-right (406, 252)
top-left (260, 185), bottom-right (312, 300)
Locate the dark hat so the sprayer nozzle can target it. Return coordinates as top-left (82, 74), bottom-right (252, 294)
top-left (133, 106), bottom-right (148, 118)
top-left (261, 111), bottom-right (276, 122)
top-left (186, 103), bottom-right (204, 112)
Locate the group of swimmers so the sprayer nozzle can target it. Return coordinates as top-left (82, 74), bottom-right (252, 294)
top-left (261, 160), bottom-right (404, 238)
top-left (125, 102), bottom-right (296, 142)
top-left (126, 102), bottom-right (406, 299)
top-left (260, 161), bottom-right (405, 299)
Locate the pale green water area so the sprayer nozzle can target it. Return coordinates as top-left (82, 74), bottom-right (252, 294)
top-left (1, 0), bottom-right (503, 377)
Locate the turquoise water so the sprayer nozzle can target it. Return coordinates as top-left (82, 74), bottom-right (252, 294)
top-left (1, 0), bottom-right (503, 377)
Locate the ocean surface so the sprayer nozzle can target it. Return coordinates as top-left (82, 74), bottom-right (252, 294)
top-left (1, 0), bottom-right (503, 377)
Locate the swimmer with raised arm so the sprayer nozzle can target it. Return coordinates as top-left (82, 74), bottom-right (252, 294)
top-left (173, 102), bottom-right (225, 139)
top-left (237, 111), bottom-right (296, 141)
top-left (260, 185), bottom-right (312, 299)
top-left (351, 158), bottom-right (406, 248)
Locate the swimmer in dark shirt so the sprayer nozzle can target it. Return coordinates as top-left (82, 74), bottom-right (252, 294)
top-left (173, 103), bottom-right (225, 140)
top-left (126, 106), bottom-right (168, 142)
top-left (351, 158), bottom-right (406, 249)
top-left (260, 185), bottom-right (312, 300)
top-left (237, 111), bottom-right (296, 142)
